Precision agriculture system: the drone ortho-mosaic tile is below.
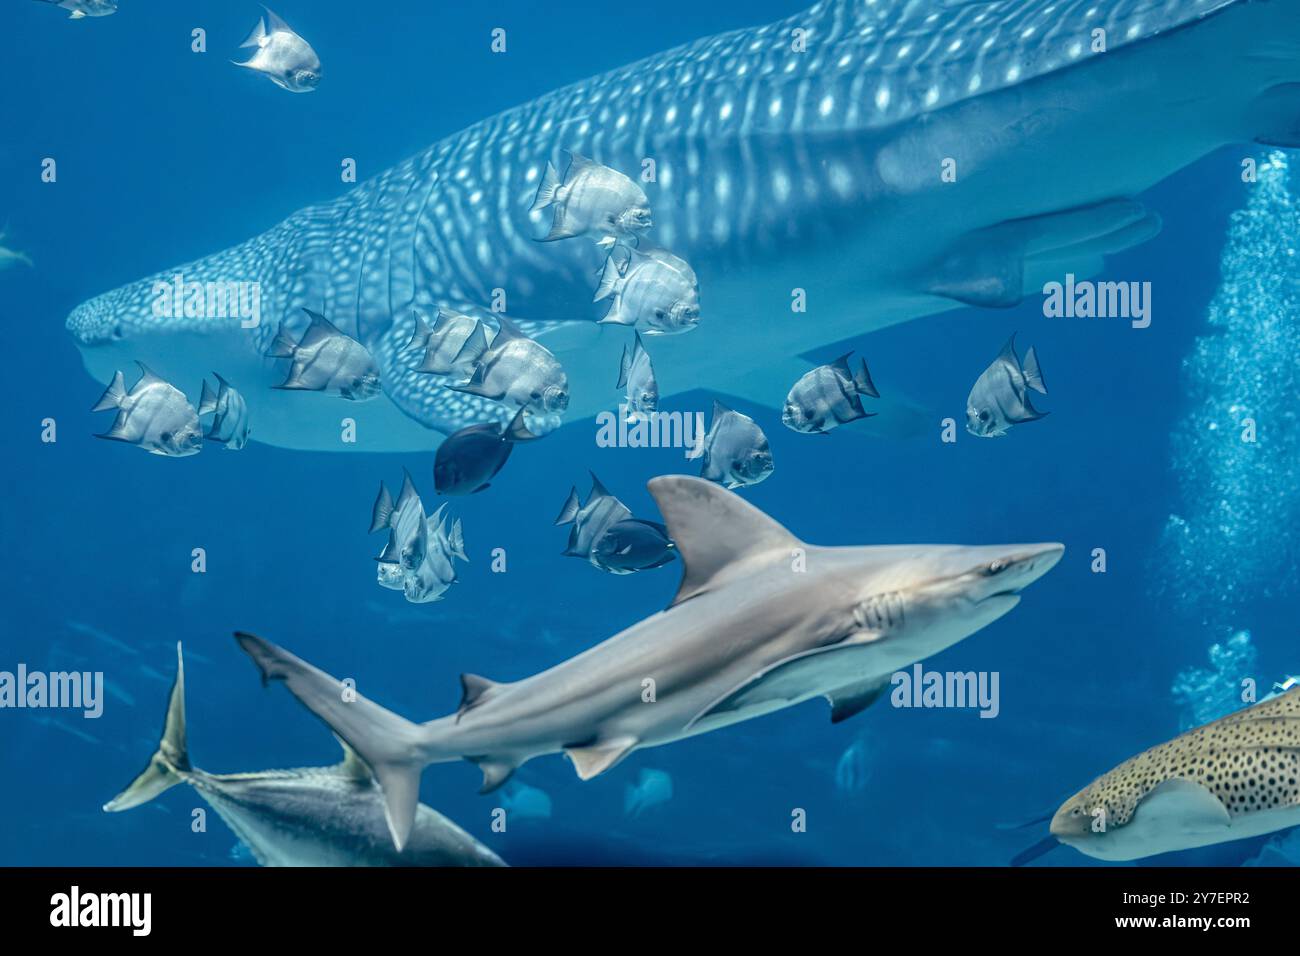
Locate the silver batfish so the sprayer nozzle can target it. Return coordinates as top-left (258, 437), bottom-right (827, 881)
top-left (269, 308), bottom-right (381, 401)
top-left (965, 334), bottom-right (1047, 437)
top-left (92, 362), bottom-right (203, 457)
top-left (531, 151), bottom-right (651, 248)
top-left (691, 400), bottom-right (773, 489)
top-left (448, 314), bottom-right (568, 415)
top-left (198, 373), bottom-right (251, 450)
top-left (595, 246), bottom-right (701, 336)
top-left (232, 7), bottom-right (322, 93)
top-left (616, 332), bottom-right (658, 422)
top-left (782, 352), bottom-right (879, 434)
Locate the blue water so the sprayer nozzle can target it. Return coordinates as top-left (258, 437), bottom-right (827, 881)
top-left (1, 1), bottom-right (1296, 867)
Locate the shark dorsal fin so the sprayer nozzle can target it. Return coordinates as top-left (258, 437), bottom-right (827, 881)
top-left (648, 476), bottom-right (800, 608)
top-left (334, 734), bottom-right (373, 781)
top-left (457, 673), bottom-right (500, 720)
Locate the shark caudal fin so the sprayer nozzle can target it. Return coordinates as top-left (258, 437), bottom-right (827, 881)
top-left (233, 632), bottom-right (435, 852)
top-left (103, 643), bottom-right (191, 812)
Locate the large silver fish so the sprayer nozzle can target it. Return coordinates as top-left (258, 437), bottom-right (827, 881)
top-left (68, 0), bottom-right (1293, 451)
top-left (104, 645), bottom-right (503, 867)
top-left (232, 7), bottom-right (322, 93)
top-left (92, 362), bottom-right (203, 457)
top-left (234, 476), bottom-right (1064, 851)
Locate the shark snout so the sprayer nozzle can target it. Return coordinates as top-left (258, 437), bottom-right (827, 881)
top-left (997, 543), bottom-right (1065, 592)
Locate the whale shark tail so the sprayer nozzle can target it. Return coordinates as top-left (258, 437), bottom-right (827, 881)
top-left (103, 643), bottom-right (192, 813)
top-left (233, 631), bottom-right (454, 852)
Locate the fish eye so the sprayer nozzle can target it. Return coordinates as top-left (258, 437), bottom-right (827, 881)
top-left (979, 411), bottom-right (990, 421)
top-left (985, 560), bottom-right (1008, 575)
top-left (160, 432), bottom-right (172, 442)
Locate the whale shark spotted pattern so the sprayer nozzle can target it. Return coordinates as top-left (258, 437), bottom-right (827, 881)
top-left (67, 0), bottom-right (1287, 451)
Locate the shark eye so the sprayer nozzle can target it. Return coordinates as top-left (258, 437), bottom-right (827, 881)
top-left (986, 560), bottom-right (1008, 575)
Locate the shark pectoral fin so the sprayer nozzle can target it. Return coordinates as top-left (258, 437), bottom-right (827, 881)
top-left (647, 476), bottom-right (801, 607)
top-left (1135, 779), bottom-right (1231, 835)
top-left (564, 736), bottom-right (638, 780)
top-left (825, 675), bottom-right (893, 724)
top-left (688, 643), bottom-right (883, 730)
top-left (1247, 83), bottom-right (1300, 148)
top-left (1009, 836), bottom-right (1061, 868)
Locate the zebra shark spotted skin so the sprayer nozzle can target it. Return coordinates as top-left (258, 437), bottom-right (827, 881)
top-left (67, 0), bottom-right (1300, 451)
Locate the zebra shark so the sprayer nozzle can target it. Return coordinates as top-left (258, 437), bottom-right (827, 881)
top-left (66, 0), bottom-right (1300, 451)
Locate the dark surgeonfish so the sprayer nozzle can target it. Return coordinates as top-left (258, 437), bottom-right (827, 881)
top-left (433, 407), bottom-right (539, 495)
top-left (965, 334), bottom-right (1048, 437)
top-left (690, 400), bottom-right (773, 490)
top-left (555, 473), bottom-right (675, 574)
top-left (530, 151), bottom-right (651, 249)
top-left (197, 373), bottom-right (250, 450)
top-left (592, 518), bottom-right (676, 575)
top-left (268, 308), bottom-right (381, 401)
top-left (231, 7), bottom-right (322, 93)
top-left (92, 362), bottom-right (203, 457)
top-left (447, 314), bottom-right (568, 415)
top-left (105, 644), bottom-right (504, 867)
top-left (782, 352), bottom-right (879, 434)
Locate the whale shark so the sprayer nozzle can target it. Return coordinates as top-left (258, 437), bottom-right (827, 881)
top-left (104, 644), bottom-right (505, 867)
top-left (234, 475), bottom-right (1063, 850)
top-left (1041, 687), bottom-right (1300, 861)
top-left (66, 0), bottom-right (1300, 451)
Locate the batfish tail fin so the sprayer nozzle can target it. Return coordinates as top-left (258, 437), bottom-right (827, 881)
top-left (233, 631), bottom-right (453, 852)
top-left (104, 643), bottom-right (191, 812)
top-left (530, 161), bottom-right (562, 211)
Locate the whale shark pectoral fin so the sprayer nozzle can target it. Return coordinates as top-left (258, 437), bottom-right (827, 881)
top-left (924, 199), bottom-right (1154, 308)
top-left (565, 736), bottom-right (638, 780)
top-left (1134, 778), bottom-right (1232, 835)
top-left (826, 675), bottom-right (893, 724)
top-left (688, 642), bottom-right (884, 730)
top-left (647, 476), bottom-right (801, 607)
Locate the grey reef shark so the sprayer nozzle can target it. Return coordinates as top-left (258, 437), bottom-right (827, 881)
top-left (235, 476), bottom-right (1063, 850)
top-left (66, 0), bottom-right (1300, 450)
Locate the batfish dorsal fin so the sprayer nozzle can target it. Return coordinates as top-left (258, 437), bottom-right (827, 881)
top-left (647, 476), bottom-right (801, 608)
